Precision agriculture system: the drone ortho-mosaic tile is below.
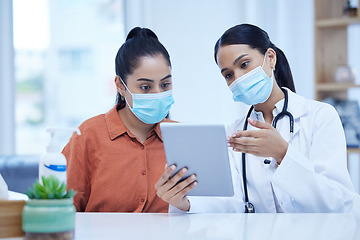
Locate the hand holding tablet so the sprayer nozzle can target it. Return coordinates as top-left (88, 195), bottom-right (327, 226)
top-left (155, 164), bottom-right (197, 211)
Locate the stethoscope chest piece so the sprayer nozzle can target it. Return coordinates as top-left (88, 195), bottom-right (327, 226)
top-left (245, 202), bottom-right (255, 213)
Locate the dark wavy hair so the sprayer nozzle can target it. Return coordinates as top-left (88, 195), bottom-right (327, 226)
top-left (115, 27), bottom-right (171, 106)
top-left (214, 24), bottom-right (295, 92)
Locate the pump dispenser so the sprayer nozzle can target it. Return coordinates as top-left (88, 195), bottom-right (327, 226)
top-left (39, 128), bottom-right (81, 184)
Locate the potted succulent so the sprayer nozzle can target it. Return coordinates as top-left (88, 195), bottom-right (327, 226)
top-left (22, 175), bottom-right (76, 240)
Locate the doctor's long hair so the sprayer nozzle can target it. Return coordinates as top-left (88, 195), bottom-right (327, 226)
top-left (214, 24), bottom-right (296, 92)
top-left (115, 27), bottom-right (172, 107)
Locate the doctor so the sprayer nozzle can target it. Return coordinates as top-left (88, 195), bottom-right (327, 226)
top-left (156, 23), bottom-right (359, 213)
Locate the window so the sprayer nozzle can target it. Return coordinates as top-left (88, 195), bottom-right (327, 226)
top-left (13, 0), bottom-right (125, 154)
top-left (58, 48), bottom-right (93, 73)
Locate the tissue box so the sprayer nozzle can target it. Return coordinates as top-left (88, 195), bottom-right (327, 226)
top-left (0, 199), bottom-right (26, 238)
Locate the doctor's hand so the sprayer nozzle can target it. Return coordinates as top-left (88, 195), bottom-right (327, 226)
top-left (155, 165), bottom-right (197, 212)
top-left (227, 118), bottom-right (288, 164)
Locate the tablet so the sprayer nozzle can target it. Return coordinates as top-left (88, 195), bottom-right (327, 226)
top-left (160, 123), bottom-right (234, 197)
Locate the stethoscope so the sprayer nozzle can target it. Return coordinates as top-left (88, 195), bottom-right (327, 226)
top-left (242, 88), bottom-right (294, 213)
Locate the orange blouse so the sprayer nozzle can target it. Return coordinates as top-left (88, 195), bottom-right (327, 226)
top-left (62, 105), bottom-right (174, 212)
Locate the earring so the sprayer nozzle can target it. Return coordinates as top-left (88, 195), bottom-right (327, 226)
top-left (121, 95), bottom-right (124, 101)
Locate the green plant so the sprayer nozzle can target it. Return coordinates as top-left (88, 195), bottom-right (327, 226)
top-left (25, 175), bottom-right (76, 199)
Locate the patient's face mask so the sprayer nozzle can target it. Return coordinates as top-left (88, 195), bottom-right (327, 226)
top-left (120, 78), bottom-right (174, 124)
top-left (229, 52), bottom-right (274, 105)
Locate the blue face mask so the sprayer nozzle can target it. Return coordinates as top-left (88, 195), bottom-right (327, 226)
top-left (120, 79), bottom-right (174, 124)
top-left (229, 53), bottom-right (273, 105)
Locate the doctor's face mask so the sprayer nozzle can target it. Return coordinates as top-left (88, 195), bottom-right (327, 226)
top-left (229, 52), bottom-right (274, 105)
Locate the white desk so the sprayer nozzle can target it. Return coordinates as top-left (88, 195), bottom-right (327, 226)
top-left (5, 212), bottom-right (360, 240)
top-left (75, 213), bottom-right (358, 240)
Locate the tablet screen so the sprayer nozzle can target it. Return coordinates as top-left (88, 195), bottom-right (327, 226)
top-left (160, 123), bottom-right (234, 196)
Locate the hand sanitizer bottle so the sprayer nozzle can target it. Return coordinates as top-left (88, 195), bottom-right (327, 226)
top-left (39, 128), bottom-right (81, 184)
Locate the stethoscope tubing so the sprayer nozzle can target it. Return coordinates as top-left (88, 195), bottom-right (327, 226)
top-left (242, 106), bottom-right (253, 212)
top-left (242, 88), bottom-right (294, 213)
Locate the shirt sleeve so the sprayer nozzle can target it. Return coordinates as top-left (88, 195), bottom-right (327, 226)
top-left (62, 130), bottom-right (91, 212)
top-left (270, 103), bottom-right (359, 213)
top-left (169, 147), bottom-right (244, 213)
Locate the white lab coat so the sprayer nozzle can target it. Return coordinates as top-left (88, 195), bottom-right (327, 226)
top-left (170, 88), bottom-right (360, 213)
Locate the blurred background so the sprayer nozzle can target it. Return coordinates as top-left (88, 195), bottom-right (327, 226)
top-left (1, 0), bottom-right (360, 192)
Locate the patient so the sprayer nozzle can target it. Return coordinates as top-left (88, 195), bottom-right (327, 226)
top-left (63, 27), bottom-right (175, 212)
